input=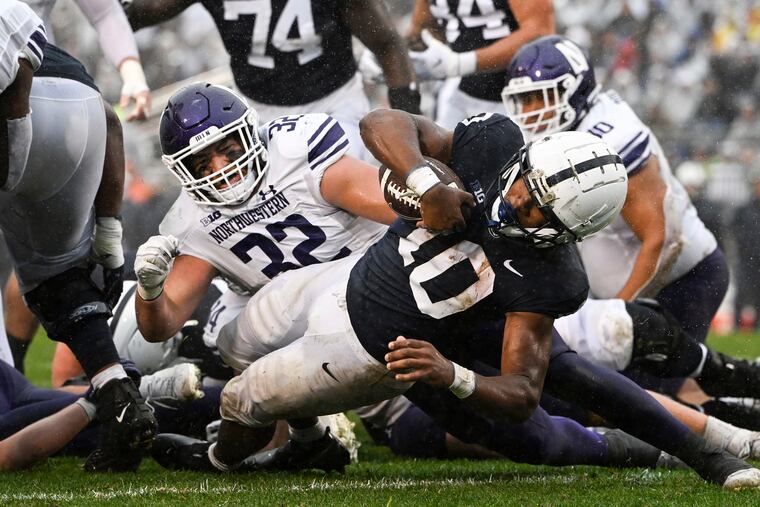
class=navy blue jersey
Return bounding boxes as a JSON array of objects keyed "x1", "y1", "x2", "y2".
[
  {"x1": 36, "y1": 44, "x2": 98, "y2": 92},
  {"x1": 347, "y1": 113, "x2": 589, "y2": 363},
  {"x1": 429, "y1": 0, "x2": 517, "y2": 101},
  {"x1": 201, "y1": 0, "x2": 356, "y2": 105}
]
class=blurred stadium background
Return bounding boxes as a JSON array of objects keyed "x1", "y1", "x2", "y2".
[{"x1": 45, "y1": 0, "x2": 760, "y2": 334}]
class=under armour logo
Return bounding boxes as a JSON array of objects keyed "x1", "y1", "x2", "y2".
[{"x1": 259, "y1": 185, "x2": 277, "y2": 199}]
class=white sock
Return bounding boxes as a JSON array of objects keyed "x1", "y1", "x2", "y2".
[
  {"x1": 207, "y1": 442, "x2": 237, "y2": 472},
  {"x1": 289, "y1": 420, "x2": 326, "y2": 442},
  {"x1": 704, "y1": 415, "x2": 755, "y2": 458},
  {"x1": 91, "y1": 364, "x2": 128, "y2": 390}
]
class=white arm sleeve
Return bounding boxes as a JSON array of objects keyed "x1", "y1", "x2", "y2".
[
  {"x1": 0, "y1": 1, "x2": 46, "y2": 92},
  {"x1": 76, "y1": 0, "x2": 139, "y2": 70}
]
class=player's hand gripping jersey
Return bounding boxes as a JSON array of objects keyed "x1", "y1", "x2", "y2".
[
  {"x1": 160, "y1": 113, "x2": 386, "y2": 295},
  {"x1": 576, "y1": 91, "x2": 717, "y2": 298},
  {"x1": 347, "y1": 113, "x2": 589, "y2": 362}
]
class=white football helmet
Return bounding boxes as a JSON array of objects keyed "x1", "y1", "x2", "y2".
[{"x1": 489, "y1": 131, "x2": 628, "y2": 247}]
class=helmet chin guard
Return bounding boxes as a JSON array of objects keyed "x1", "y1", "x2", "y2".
[
  {"x1": 159, "y1": 83, "x2": 269, "y2": 207},
  {"x1": 489, "y1": 131, "x2": 628, "y2": 248}
]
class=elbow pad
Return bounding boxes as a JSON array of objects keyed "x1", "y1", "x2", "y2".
[{"x1": 3, "y1": 113, "x2": 32, "y2": 192}]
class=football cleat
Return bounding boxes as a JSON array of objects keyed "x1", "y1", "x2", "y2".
[
  {"x1": 697, "y1": 350, "x2": 760, "y2": 398},
  {"x1": 723, "y1": 467, "x2": 760, "y2": 490},
  {"x1": 676, "y1": 432, "x2": 759, "y2": 488},
  {"x1": 320, "y1": 413, "x2": 360, "y2": 464},
  {"x1": 151, "y1": 433, "x2": 217, "y2": 472},
  {"x1": 601, "y1": 429, "x2": 664, "y2": 468},
  {"x1": 84, "y1": 377, "x2": 157, "y2": 472},
  {"x1": 242, "y1": 427, "x2": 350, "y2": 473},
  {"x1": 140, "y1": 363, "x2": 204, "y2": 401}
]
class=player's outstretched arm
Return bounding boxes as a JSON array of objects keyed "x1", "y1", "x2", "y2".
[
  {"x1": 124, "y1": 0, "x2": 196, "y2": 31},
  {"x1": 135, "y1": 240, "x2": 217, "y2": 343},
  {"x1": 474, "y1": 0, "x2": 555, "y2": 73},
  {"x1": 386, "y1": 312, "x2": 554, "y2": 423},
  {"x1": 344, "y1": 0, "x2": 420, "y2": 113},
  {"x1": 359, "y1": 109, "x2": 474, "y2": 232},
  {"x1": 615, "y1": 156, "x2": 671, "y2": 301},
  {"x1": 0, "y1": 402, "x2": 90, "y2": 471}
]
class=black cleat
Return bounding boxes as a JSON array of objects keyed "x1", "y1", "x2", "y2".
[
  {"x1": 151, "y1": 433, "x2": 217, "y2": 472},
  {"x1": 697, "y1": 350, "x2": 760, "y2": 398},
  {"x1": 242, "y1": 428, "x2": 350, "y2": 473},
  {"x1": 701, "y1": 398, "x2": 760, "y2": 431},
  {"x1": 602, "y1": 429, "x2": 666, "y2": 468},
  {"x1": 84, "y1": 377, "x2": 157, "y2": 472},
  {"x1": 675, "y1": 432, "x2": 760, "y2": 488}
]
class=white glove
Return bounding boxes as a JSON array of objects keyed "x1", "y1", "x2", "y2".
[
  {"x1": 409, "y1": 30, "x2": 478, "y2": 81},
  {"x1": 118, "y1": 58, "x2": 151, "y2": 122},
  {"x1": 358, "y1": 50, "x2": 385, "y2": 84},
  {"x1": 90, "y1": 216, "x2": 124, "y2": 270},
  {"x1": 135, "y1": 235, "x2": 179, "y2": 301}
]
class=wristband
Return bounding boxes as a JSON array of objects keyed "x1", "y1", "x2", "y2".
[
  {"x1": 388, "y1": 85, "x2": 421, "y2": 115},
  {"x1": 457, "y1": 51, "x2": 478, "y2": 76},
  {"x1": 75, "y1": 398, "x2": 97, "y2": 422},
  {"x1": 406, "y1": 164, "x2": 440, "y2": 196},
  {"x1": 448, "y1": 361, "x2": 476, "y2": 399}
]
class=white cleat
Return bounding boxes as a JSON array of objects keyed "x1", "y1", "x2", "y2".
[
  {"x1": 726, "y1": 429, "x2": 760, "y2": 460},
  {"x1": 723, "y1": 467, "x2": 760, "y2": 490},
  {"x1": 320, "y1": 413, "x2": 360, "y2": 464},
  {"x1": 140, "y1": 363, "x2": 204, "y2": 401}
]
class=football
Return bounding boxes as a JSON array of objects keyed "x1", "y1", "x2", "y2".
[{"x1": 378, "y1": 157, "x2": 466, "y2": 221}]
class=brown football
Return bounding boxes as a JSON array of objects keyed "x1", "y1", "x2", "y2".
[{"x1": 379, "y1": 157, "x2": 466, "y2": 221}]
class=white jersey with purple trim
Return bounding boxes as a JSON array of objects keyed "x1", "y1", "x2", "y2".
[
  {"x1": 0, "y1": 1, "x2": 46, "y2": 91},
  {"x1": 575, "y1": 90, "x2": 717, "y2": 299},
  {"x1": 160, "y1": 113, "x2": 387, "y2": 296}
]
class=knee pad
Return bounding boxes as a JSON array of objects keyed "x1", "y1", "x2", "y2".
[
  {"x1": 24, "y1": 267, "x2": 111, "y2": 343},
  {"x1": 627, "y1": 299, "x2": 686, "y2": 375},
  {"x1": 389, "y1": 404, "x2": 447, "y2": 459}
]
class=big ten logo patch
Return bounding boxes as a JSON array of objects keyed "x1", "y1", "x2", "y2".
[{"x1": 201, "y1": 210, "x2": 223, "y2": 227}]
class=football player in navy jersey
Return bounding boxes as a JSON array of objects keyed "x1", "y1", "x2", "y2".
[
  {"x1": 406, "y1": 0, "x2": 554, "y2": 128},
  {"x1": 124, "y1": 0, "x2": 420, "y2": 159}
]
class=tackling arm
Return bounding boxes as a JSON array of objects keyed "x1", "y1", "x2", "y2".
[
  {"x1": 125, "y1": 0, "x2": 196, "y2": 31},
  {"x1": 0, "y1": 59, "x2": 33, "y2": 190},
  {"x1": 615, "y1": 156, "x2": 671, "y2": 300}
]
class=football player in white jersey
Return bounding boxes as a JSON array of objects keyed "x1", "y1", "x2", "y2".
[
  {"x1": 134, "y1": 82, "x2": 402, "y2": 470},
  {"x1": 502, "y1": 35, "x2": 726, "y2": 402}
]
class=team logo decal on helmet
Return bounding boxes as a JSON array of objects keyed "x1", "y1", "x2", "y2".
[
  {"x1": 489, "y1": 131, "x2": 628, "y2": 247},
  {"x1": 159, "y1": 83, "x2": 269, "y2": 206},
  {"x1": 502, "y1": 36, "x2": 600, "y2": 140}
]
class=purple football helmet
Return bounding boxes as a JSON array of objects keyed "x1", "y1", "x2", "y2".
[
  {"x1": 159, "y1": 83, "x2": 268, "y2": 206},
  {"x1": 502, "y1": 35, "x2": 600, "y2": 140}
]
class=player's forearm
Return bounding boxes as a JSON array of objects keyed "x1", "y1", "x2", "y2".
[
  {"x1": 135, "y1": 294, "x2": 186, "y2": 342},
  {"x1": 360, "y1": 110, "x2": 427, "y2": 172},
  {"x1": 615, "y1": 235, "x2": 666, "y2": 300},
  {"x1": 94, "y1": 105, "x2": 125, "y2": 218},
  {"x1": 0, "y1": 404, "x2": 89, "y2": 471},
  {"x1": 408, "y1": 0, "x2": 436, "y2": 41},
  {"x1": 475, "y1": 20, "x2": 554, "y2": 72},
  {"x1": 465, "y1": 374, "x2": 541, "y2": 423}
]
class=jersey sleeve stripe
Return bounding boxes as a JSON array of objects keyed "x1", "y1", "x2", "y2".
[
  {"x1": 308, "y1": 122, "x2": 346, "y2": 164},
  {"x1": 307, "y1": 116, "x2": 334, "y2": 145},
  {"x1": 309, "y1": 138, "x2": 349, "y2": 173},
  {"x1": 618, "y1": 131, "x2": 645, "y2": 157},
  {"x1": 26, "y1": 28, "x2": 46, "y2": 60},
  {"x1": 621, "y1": 134, "x2": 650, "y2": 165},
  {"x1": 623, "y1": 141, "x2": 652, "y2": 175}
]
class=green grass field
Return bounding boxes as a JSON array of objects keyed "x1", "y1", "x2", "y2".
[{"x1": 2, "y1": 331, "x2": 760, "y2": 506}]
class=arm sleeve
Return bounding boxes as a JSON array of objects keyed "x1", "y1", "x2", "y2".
[{"x1": 76, "y1": 0, "x2": 139, "y2": 69}]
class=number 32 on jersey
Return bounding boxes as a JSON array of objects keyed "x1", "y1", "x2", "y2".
[{"x1": 224, "y1": 0, "x2": 322, "y2": 69}]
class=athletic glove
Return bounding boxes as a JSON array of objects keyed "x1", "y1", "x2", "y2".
[
  {"x1": 358, "y1": 50, "x2": 385, "y2": 84},
  {"x1": 135, "y1": 234, "x2": 179, "y2": 301},
  {"x1": 409, "y1": 30, "x2": 477, "y2": 81},
  {"x1": 90, "y1": 216, "x2": 124, "y2": 310},
  {"x1": 118, "y1": 58, "x2": 151, "y2": 122}
]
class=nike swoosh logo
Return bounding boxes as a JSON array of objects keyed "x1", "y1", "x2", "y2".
[
  {"x1": 321, "y1": 362, "x2": 339, "y2": 383},
  {"x1": 116, "y1": 403, "x2": 131, "y2": 423},
  {"x1": 503, "y1": 259, "x2": 523, "y2": 278}
]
